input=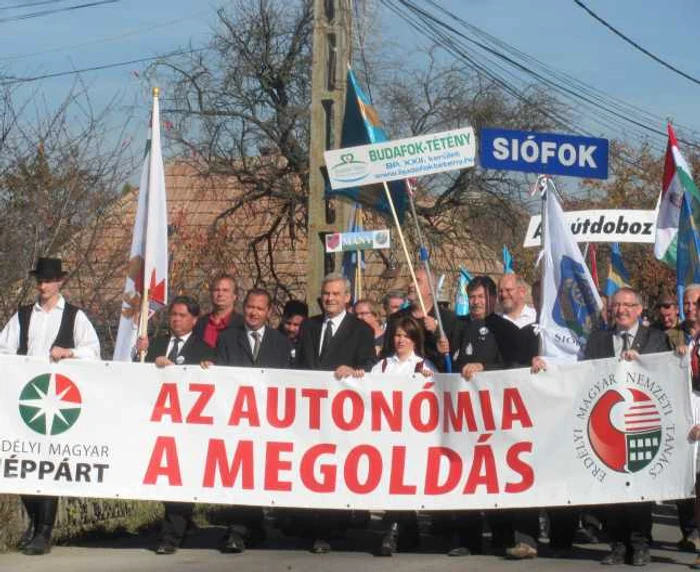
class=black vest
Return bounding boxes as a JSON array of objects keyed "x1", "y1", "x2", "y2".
[{"x1": 17, "y1": 302, "x2": 78, "y2": 356}]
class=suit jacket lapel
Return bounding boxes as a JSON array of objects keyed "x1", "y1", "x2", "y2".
[
  {"x1": 632, "y1": 327, "x2": 648, "y2": 352},
  {"x1": 331, "y1": 313, "x2": 352, "y2": 348},
  {"x1": 237, "y1": 329, "x2": 255, "y2": 364},
  {"x1": 604, "y1": 331, "x2": 615, "y2": 357}
]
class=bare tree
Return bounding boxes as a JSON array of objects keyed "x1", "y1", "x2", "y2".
[
  {"x1": 0, "y1": 83, "x2": 136, "y2": 322},
  {"x1": 153, "y1": 0, "x2": 567, "y2": 297}
]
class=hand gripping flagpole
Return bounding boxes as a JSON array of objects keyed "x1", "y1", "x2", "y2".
[
  {"x1": 381, "y1": 182, "x2": 429, "y2": 320},
  {"x1": 405, "y1": 179, "x2": 452, "y2": 372}
]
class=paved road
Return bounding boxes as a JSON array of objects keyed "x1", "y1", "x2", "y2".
[{"x1": 0, "y1": 507, "x2": 697, "y2": 572}]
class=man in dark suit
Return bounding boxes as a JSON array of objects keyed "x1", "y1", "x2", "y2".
[
  {"x1": 584, "y1": 287, "x2": 670, "y2": 567},
  {"x1": 216, "y1": 288, "x2": 292, "y2": 369},
  {"x1": 205, "y1": 288, "x2": 292, "y2": 554},
  {"x1": 293, "y1": 273, "x2": 376, "y2": 553},
  {"x1": 192, "y1": 274, "x2": 244, "y2": 348},
  {"x1": 135, "y1": 296, "x2": 215, "y2": 555},
  {"x1": 296, "y1": 273, "x2": 376, "y2": 377}
]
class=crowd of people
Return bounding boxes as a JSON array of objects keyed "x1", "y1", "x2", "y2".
[{"x1": 1, "y1": 257, "x2": 698, "y2": 568}]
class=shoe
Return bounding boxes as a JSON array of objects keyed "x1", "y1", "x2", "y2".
[
  {"x1": 678, "y1": 537, "x2": 700, "y2": 552},
  {"x1": 576, "y1": 524, "x2": 600, "y2": 544},
  {"x1": 22, "y1": 526, "x2": 52, "y2": 556},
  {"x1": 378, "y1": 522, "x2": 398, "y2": 557},
  {"x1": 222, "y1": 530, "x2": 246, "y2": 553},
  {"x1": 155, "y1": 544, "x2": 177, "y2": 555},
  {"x1": 631, "y1": 547, "x2": 650, "y2": 566},
  {"x1": 311, "y1": 538, "x2": 331, "y2": 554},
  {"x1": 690, "y1": 555, "x2": 700, "y2": 570},
  {"x1": 505, "y1": 542, "x2": 538, "y2": 560},
  {"x1": 17, "y1": 522, "x2": 35, "y2": 550},
  {"x1": 600, "y1": 542, "x2": 626, "y2": 565},
  {"x1": 447, "y1": 546, "x2": 471, "y2": 557}
]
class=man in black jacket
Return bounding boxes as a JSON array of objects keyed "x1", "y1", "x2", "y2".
[
  {"x1": 296, "y1": 273, "x2": 376, "y2": 377},
  {"x1": 583, "y1": 287, "x2": 670, "y2": 567},
  {"x1": 294, "y1": 273, "x2": 376, "y2": 553},
  {"x1": 136, "y1": 296, "x2": 215, "y2": 555},
  {"x1": 216, "y1": 289, "x2": 292, "y2": 369},
  {"x1": 445, "y1": 276, "x2": 528, "y2": 558},
  {"x1": 209, "y1": 288, "x2": 291, "y2": 553},
  {"x1": 192, "y1": 274, "x2": 243, "y2": 348}
]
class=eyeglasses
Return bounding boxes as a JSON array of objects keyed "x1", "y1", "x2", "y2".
[
  {"x1": 658, "y1": 303, "x2": 675, "y2": 309},
  {"x1": 611, "y1": 302, "x2": 640, "y2": 309}
]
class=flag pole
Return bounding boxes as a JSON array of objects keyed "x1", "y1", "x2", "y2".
[
  {"x1": 136, "y1": 86, "x2": 160, "y2": 363},
  {"x1": 405, "y1": 180, "x2": 451, "y2": 371},
  {"x1": 536, "y1": 175, "x2": 549, "y2": 357},
  {"x1": 381, "y1": 182, "x2": 428, "y2": 317},
  {"x1": 356, "y1": 206, "x2": 363, "y2": 300}
]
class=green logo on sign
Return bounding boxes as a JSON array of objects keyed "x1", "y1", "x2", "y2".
[{"x1": 19, "y1": 373, "x2": 82, "y2": 436}]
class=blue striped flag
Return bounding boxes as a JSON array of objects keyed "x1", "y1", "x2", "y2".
[
  {"x1": 325, "y1": 68, "x2": 408, "y2": 220},
  {"x1": 603, "y1": 243, "x2": 630, "y2": 297}
]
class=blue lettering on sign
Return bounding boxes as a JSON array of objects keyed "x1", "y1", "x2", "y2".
[{"x1": 479, "y1": 128, "x2": 609, "y2": 179}]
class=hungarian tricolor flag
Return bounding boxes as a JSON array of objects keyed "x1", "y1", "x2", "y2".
[
  {"x1": 113, "y1": 88, "x2": 168, "y2": 361},
  {"x1": 654, "y1": 124, "x2": 696, "y2": 266}
]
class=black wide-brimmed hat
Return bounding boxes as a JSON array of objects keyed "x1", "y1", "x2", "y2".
[{"x1": 29, "y1": 257, "x2": 68, "y2": 280}]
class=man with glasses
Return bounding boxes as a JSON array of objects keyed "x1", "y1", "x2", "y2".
[{"x1": 584, "y1": 287, "x2": 670, "y2": 566}]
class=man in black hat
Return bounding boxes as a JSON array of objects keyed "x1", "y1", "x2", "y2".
[{"x1": 0, "y1": 257, "x2": 100, "y2": 555}]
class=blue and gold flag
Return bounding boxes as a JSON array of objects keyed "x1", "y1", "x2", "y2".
[
  {"x1": 325, "y1": 68, "x2": 408, "y2": 220},
  {"x1": 603, "y1": 243, "x2": 630, "y2": 297}
]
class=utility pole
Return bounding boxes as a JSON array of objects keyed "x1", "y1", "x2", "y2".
[{"x1": 306, "y1": 0, "x2": 352, "y2": 309}]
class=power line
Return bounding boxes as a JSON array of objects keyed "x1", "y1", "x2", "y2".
[
  {"x1": 0, "y1": 0, "x2": 119, "y2": 24},
  {"x1": 0, "y1": 47, "x2": 209, "y2": 85},
  {"x1": 0, "y1": 0, "x2": 70, "y2": 11},
  {"x1": 0, "y1": 9, "x2": 210, "y2": 62},
  {"x1": 381, "y1": 0, "x2": 700, "y2": 152},
  {"x1": 574, "y1": 0, "x2": 700, "y2": 87}
]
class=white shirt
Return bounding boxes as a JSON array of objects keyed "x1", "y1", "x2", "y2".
[
  {"x1": 165, "y1": 331, "x2": 192, "y2": 361},
  {"x1": 318, "y1": 311, "x2": 346, "y2": 355},
  {"x1": 246, "y1": 326, "x2": 266, "y2": 354},
  {"x1": 500, "y1": 304, "x2": 537, "y2": 328},
  {"x1": 613, "y1": 322, "x2": 639, "y2": 357},
  {"x1": 371, "y1": 352, "x2": 435, "y2": 376},
  {"x1": 0, "y1": 295, "x2": 100, "y2": 359}
]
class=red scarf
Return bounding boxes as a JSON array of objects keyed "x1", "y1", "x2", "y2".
[{"x1": 203, "y1": 311, "x2": 232, "y2": 348}]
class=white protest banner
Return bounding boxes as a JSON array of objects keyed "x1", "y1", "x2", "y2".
[
  {"x1": 325, "y1": 229, "x2": 391, "y2": 253},
  {"x1": 0, "y1": 353, "x2": 692, "y2": 510},
  {"x1": 324, "y1": 127, "x2": 476, "y2": 190},
  {"x1": 524, "y1": 209, "x2": 657, "y2": 247}
]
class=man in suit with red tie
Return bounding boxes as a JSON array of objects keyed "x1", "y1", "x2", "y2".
[
  {"x1": 294, "y1": 273, "x2": 377, "y2": 553},
  {"x1": 135, "y1": 296, "x2": 215, "y2": 555},
  {"x1": 584, "y1": 287, "x2": 670, "y2": 567}
]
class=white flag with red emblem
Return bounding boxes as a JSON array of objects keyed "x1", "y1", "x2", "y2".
[{"x1": 113, "y1": 89, "x2": 168, "y2": 361}]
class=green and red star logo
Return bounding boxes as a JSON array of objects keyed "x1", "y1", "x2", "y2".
[{"x1": 19, "y1": 373, "x2": 82, "y2": 436}]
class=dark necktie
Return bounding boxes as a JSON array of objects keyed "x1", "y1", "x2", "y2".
[
  {"x1": 167, "y1": 337, "x2": 182, "y2": 362},
  {"x1": 621, "y1": 332, "x2": 631, "y2": 353},
  {"x1": 251, "y1": 331, "x2": 261, "y2": 361},
  {"x1": 320, "y1": 320, "x2": 333, "y2": 357}
]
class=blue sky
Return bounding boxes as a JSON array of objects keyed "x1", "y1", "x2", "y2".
[{"x1": 0, "y1": 0, "x2": 698, "y2": 157}]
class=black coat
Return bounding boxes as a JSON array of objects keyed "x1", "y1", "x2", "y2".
[
  {"x1": 295, "y1": 313, "x2": 376, "y2": 371},
  {"x1": 584, "y1": 325, "x2": 670, "y2": 360},
  {"x1": 381, "y1": 305, "x2": 459, "y2": 372},
  {"x1": 192, "y1": 311, "x2": 244, "y2": 347},
  {"x1": 216, "y1": 326, "x2": 292, "y2": 368},
  {"x1": 452, "y1": 313, "x2": 527, "y2": 371},
  {"x1": 144, "y1": 333, "x2": 215, "y2": 365}
]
